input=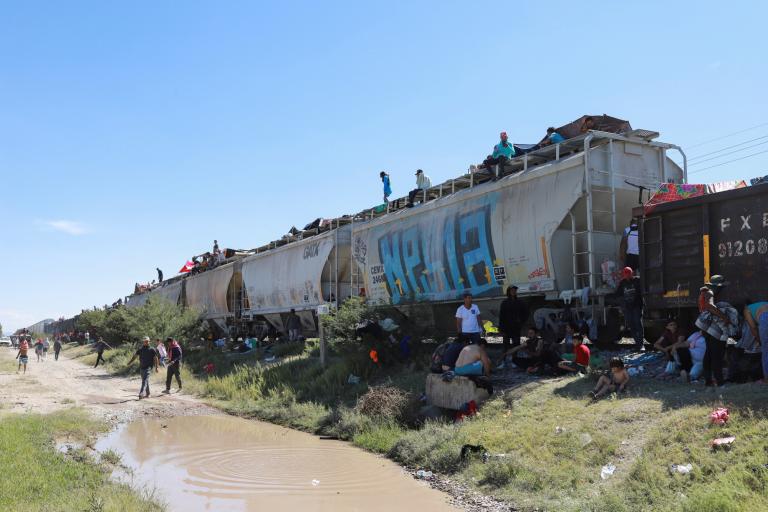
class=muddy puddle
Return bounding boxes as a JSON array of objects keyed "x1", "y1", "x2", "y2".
[{"x1": 96, "y1": 415, "x2": 458, "y2": 511}]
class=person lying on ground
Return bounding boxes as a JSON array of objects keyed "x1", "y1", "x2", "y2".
[
  {"x1": 557, "y1": 334, "x2": 590, "y2": 374},
  {"x1": 454, "y1": 338, "x2": 492, "y2": 377},
  {"x1": 590, "y1": 358, "x2": 629, "y2": 399}
]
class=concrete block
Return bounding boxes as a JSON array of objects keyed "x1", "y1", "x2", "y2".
[{"x1": 425, "y1": 373, "x2": 490, "y2": 410}]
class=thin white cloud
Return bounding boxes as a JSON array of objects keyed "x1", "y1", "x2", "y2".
[{"x1": 43, "y1": 220, "x2": 89, "y2": 235}]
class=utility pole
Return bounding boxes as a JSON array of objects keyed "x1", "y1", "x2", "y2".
[{"x1": 317, "y1": 304, "x2": 330, "y2": 368}]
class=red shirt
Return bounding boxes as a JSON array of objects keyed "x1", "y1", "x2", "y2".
[{"x1": 574, "y1": 343, "x2": 590, "y2": 366}]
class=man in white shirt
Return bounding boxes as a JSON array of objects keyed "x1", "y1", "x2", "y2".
[
  {"x1": 407, "y1": 169, "x2": 432, "y2": 207},
  {"x1": 619, "y1": 219, "x2": 640, "y2": 271},
  {"x1": 455, "y1": 292, "x2": 484, "y2": 344}
]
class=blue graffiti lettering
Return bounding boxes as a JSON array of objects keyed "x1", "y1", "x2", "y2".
[{"x1": 378, "y1": 232, "x2": 410, "y2": 302}]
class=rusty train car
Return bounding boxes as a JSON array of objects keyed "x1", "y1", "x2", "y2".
[
  {"x1": 640, "y1": 182, "x2": 768, "y2": 334},
  {"x1": 116, "y1": 126, "x2": 687, "y2": 341}
]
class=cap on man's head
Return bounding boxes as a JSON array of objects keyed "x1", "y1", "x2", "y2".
[
  {"x1": 142, "y1": 336, "x2": 150, "y2": 342},
  {"x1": 705, "y1": 275, "x2": 729, "y2": 287},
  {"x1": 621, "y1": 267, "x2": 634, "y2": 279},
  {"x1": 415, "y1": 169, "x2": 423, "y2": 175},
  {"x1": 379, "y1": 171, "x2": 386, "y2": 177}
]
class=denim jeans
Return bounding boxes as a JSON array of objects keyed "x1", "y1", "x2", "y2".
[
  {"x1": 139, "y1": 367, "x2": 151, "y2": 396},
  {"x1": 759, "y1": 311, "x2": 768, "y2": 379}
]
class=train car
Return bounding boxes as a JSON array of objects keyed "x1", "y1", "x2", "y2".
[
  {"x1": 640, "y1": 182, "x2": 768, "y2": 334},
  {"x1": 351, "y1": 130, "x2": 685, "y2": 337}
]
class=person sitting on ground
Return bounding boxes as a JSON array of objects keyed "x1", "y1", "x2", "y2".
[
  {"x1": 440, "y1": 337, "x2": 467, "y2": 372},
  {"x1": 590, "y1": 358, "x2": 629, "y2": 399},
  {"x1": 540, "y1": 127, "x2": 566, "y2": 146},
  {"x1": 502, "y1": 327, "x2": 542, "y2": 371},
  {"x1": 560, "y1": 322, "x2": 578, "y2": 354},
  {"x1": 407, "y1": 169, "x2": 431, "y2": 207},
  {"x1": 481, "y1": 131, "x2": 516, "y2": 176},
  {"x1": 654, "y1": 320, "x2": 692, "y2": 380},
  {"x1": 743, "y1": 300, "x2": 768, "y2": 383},
  {"x1": 558, "y1": 333, "x2": 591, "y2": 374},
  {"x1": 380, "y1": 171, "x2": 392, "y2": 203},
  {"x1": 453, "y1": 338, "x2": 492, "y2": 377},
  {"x1": 529, "y1": 330, "x2": 563, "y2": 374},
  {"x1": 687, "y1": 330, "x2": 706, "y2": 382}
]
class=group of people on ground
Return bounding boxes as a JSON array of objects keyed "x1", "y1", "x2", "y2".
[
  {"x1": 380, "y1": 169, "x2": 433, "y2": 208},
  {"x1": 126, "y1": 336, "x2": 183, "y2": 399},
  {"x1": 14, "y1": 337, "x2": 63, "y2": 373}
]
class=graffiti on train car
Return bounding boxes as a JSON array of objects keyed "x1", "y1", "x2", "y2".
[{"x1": 372, "y1": 204, "x2": 501, "y2": 304}]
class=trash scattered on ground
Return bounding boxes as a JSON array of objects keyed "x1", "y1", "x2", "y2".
[
  {"x1": 711, "y1": 436, "x2": 736, "y2": 449},
  {"x1": 347, "y1": 374, "x2": 361, "y2": 384},
  {"x1": 555, "y1": 426, "x2": 564, "y2": 434},
  {"x1": 263, "y1": 355, "x2": 277, "y2": 363},
  {"x1": 482, "y1": 453, "x2": 508, "y2": 463},
  {"x1": 709, "y1": 407, "x2": 729, "y2": 425},
  {"x1": 203, "y1": 362, "x2": 215, "y2": 375},
  {"x1": 311, "y1": 479, "x2": 320, "y2": 486},
  {"x1": 600, "y1": 463, "x2": 616, "y2": 480},
  {"x1": 379, "y1": 318, "x2": 399, "y2": 332},
  {"x1": 670, "y1": 463, "x2": 693, "y2": 475},
  {"x1": 416, "y1": 470, "x2": 434, "y2": 479}
]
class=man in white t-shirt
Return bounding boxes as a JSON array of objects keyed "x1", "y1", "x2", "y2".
[
  {"x1": 620, "y1": 219, "x2": 640, "y2": 271},
  {"x1": 455, "y1": 292, "x2": 484, "y2": 344}
]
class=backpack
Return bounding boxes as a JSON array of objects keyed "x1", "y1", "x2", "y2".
[{"x1": 430, "y1": 342, "x2": 451, "y2": 373}]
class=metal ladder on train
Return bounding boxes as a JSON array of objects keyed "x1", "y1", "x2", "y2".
[{"x1": 571, "y1": 139, "x2": 619, "y2": 292}]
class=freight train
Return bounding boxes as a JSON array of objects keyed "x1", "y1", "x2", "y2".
[{"x1": 50, "y1": 117, "x2": 735, "y2": 343}]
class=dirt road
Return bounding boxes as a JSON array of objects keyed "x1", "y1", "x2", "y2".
[{"x1": 0, "y1": 346, "x2": 216, "y2": 424}]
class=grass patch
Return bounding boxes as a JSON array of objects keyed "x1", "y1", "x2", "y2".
[{"x1": 0, "y1": 408, "x2": 163, "y2": 511}]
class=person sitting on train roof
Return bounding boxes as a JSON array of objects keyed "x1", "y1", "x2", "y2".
[
  {"x1": 540, "y1": 127, "x2": 566, "y2": 146},
  {"x1": 580, "y1": 116, "x2": 595, "y2": 133},
  {"x1": 480, "y1": 131, "x2": 516, "y2": 177},
  {"x1": 407, "y1": 169, "x2": 431, "y2": 207}
]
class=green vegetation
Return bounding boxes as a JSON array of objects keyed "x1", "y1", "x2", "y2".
[
  {"x1": 0, "y1": 408, "x2": 163, "y2": 512},
  {"x1": 65, "y1": 299, "x2": 768, "y2": 511},
  {"x1": 76, "y1": 299, "x2": 208, "y2": 345}
]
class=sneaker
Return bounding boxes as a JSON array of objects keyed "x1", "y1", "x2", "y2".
[
  {"x1": 162, "y1": 389, "x2": 170, "y2": 394},
  {"x1": 138, "y1": 395, "x2": 143, "y2": 400}
]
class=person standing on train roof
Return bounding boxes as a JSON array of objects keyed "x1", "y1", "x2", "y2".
[
  {"x1": 456, "y1": 292, "x2": 484, "y2": 344},
  {"x1": 620, "y1": 219, "x2": 640, "y2": 271},
  {"x1": 743, "y1": 300, "x2": 768, "y2": 383},
  {"x1": 380, "y1": 171, "x2": 392, "y2": 203},
  {"x1": 612, "y1": 267, "x2": 644, "y2": 350},
  {"x1": 407, "y1": 169, "x2": 431, "y2": 207}
]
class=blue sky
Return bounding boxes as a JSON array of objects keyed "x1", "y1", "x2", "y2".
[{"x1": 1, "y1": 1, "x2": 767, "y2": 332}]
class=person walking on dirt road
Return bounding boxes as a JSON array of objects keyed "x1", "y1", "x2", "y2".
[
  {"x1": 53, "y1": 338, "x2": 62, "y2": 361},
  {"x1": 93, "y1": 337, "x2": 112, "y2": 368},
  {"x1": 163, "y1": 337, "x2": 183, "y2": 394},
  {"x1": 127, "y1": 336, "x2": 159, "y2": 399},
  {"x1": 16, "y1": 340, "x2": 29, "y2": 374}
]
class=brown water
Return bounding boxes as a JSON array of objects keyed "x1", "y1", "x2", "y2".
[{"x1": 96, "y1": 415, "x2": 458, "y2": 512}]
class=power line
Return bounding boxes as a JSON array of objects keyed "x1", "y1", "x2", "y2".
[
  {"x1": 688, "y1": 134, "x2": 768, "y2": 162},
  {"x1": 686, "y1": 121, "x2": 768, "y2": 150},
  {"x1": 689, "y1": 139, "x2": 768, "y2": 166},
  {"x1": 689, "y1": 148, "x2": 768, "y2": 174}
]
